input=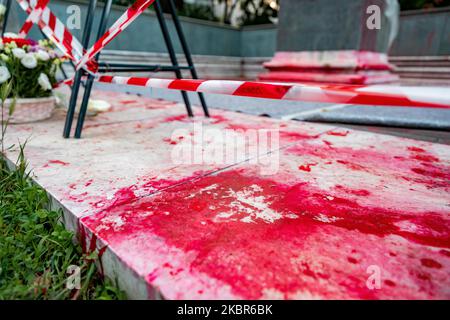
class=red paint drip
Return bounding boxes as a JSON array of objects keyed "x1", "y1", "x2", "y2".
[
  {"x1": 120, "y1": 100, "x2": 138, "y2": 104},
  {"x1": 323, "y1": 140, "x2": 333, "y2": 147},
  {"x1": 281, "y1": 132, "x2": 318, "y2": 142},
  {"x1": 163, "y1": 138, "x2": 178, "y2": 145},
  {"x1": 164, "y1": 115, "x2": 188, "y2": 123},
  {"x1": 44, "y1": 160, "x2": 70, "y2": 167},
  {"x1": 335, "y1": 185, "x2": 371, "y2": 197},
  {"x1": 77, "y1": 222, "x2": 108, "y2": 277},
  {"x1": 408, "y1": 147, "x2": 426, "y2": 153},
  {"x1": 421, "y1": 258, "x2": 442, "y2": 269},
  {"x1": 298, "y1": 163, "x2": 317, "y2": 172},
  {"x1": 327, "y1": 131, "x2": 350, "y2": 137}
]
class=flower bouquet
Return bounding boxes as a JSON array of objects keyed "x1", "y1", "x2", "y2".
[{"x1": 0, "y1": 33, "x2": 62, "y2": 123}]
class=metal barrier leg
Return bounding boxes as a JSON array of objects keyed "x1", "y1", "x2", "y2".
[
  {"x1": 74, "y1": 0, "x2": 113, "y2": 139},
  {"x1": 1, "y1": 0, "x2": 12, "y2": 37},
  {"x1": 154, "y1": 0, "x2": 193, "y2": 117},
  {"x1": 166, "y1": 0, "x2": 209, "y2": 117},
  {"x1": 63, "y1": 0, "x2": 97, "y2": 138}
]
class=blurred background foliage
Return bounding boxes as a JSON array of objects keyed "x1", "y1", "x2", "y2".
[
  {"x1": 107, "y1": 0, "x2": 450, "y2": 26},
  {"x1": 108, "y1": 0, "x2": 279, "y2": 26},
  {"x1": 398, "y1": 0, "x2": 450, "y2": 10}
]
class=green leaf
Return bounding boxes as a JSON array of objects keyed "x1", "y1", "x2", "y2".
[
  {"x1": 0, "y1": 146, "x2": 125, "y2": 300},
  {"x1": 36, "y1": 210, "x2": 48, "y2": 219},
  {"x1": 8, "y1": 97, "x2": 16, "y2": 117}
]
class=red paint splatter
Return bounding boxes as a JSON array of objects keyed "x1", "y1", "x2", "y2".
[
  {"x1": 439, "y1": 250, "x2": 450, "y2": 257},
  {"x1": 421, "y1": 258, "x2": 442, "y2": 269},
  {"x1": 225, "y1": 122, "x2": 260, "y2": 132},
  {"x1": 286, "y1": 142, "x2": 450, "y2": 190},
  {"x1": 82, "y1": 170, "x2": 450, "y2": 299},
  {"x1": 141, "y1": 173, "x2": 204, "y2": 191},
  {"x1": 413, "y1": 154, "x2": 440, "y2": 163},
  {"x1": 120, "y1": 100, "x2": 137, "y2": 104},
  {"x1": 164, "y1": 115, "x2": 189, "y2": 123},
  {"x1": 298, "y1": 163, "x2": 317, "y2": 172},
  {"x1": 408, "y1": 146, "x2": 440, "y2": 163},
  {"x1": 88, "y1": 172, "x2": 206, "y2": 212},
  {"x1": 163, "y1": 138, "x2": 177, "y2": 145},
  {"x1": 207, "y1": 115, "x2": 280, "y2": 133},
  {"x1": 336, "y1": 160, "x2": 368, "y2": 172},
  {"x1": 44, "y1": 160, "x2": 70, "y2": 167},
  {"x1": 347, "y1": 257, "x2": 358, "y2": 264},
  {"x1": 384, "y1": 280, "x2": 396, "y2": 287},
  {"x1": 327, "y1": 131, "x2": 350, "y2": 137},
  {"x1": 411, "y1": 167, "x2": 449, "y2": 181},
  {"x1": 335, "y1": 185, "x2": 371, "y2": 197},
  {"x1": 209, "y1": 115, "x2": 229, "y2": 125},
  {"x1": 91, "y1": 186, "x2": 138, "y2": 211},
  {"x1": 408, "y1": 147, "x2": 426, "y2": 153},
  {"x1": 281, "y1": 132, "x2": 318, "y2": 142},
  {"x1": 68, "y1": 192, "x2": 88, "y2": 203}
]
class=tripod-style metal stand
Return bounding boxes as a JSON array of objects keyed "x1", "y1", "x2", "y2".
[{"x1": 2, "y1": 0, "x2": 209, "y2": 139}]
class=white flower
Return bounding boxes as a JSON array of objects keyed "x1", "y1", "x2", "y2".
[
  {"x1": 38, "y1": 73, "x2": 52, "y2": 91},
  {"x1": 3, "y1": 32, "x2": 19, "y2": 39},
  {"x1": 0, "y1": 4, "x2": 6, "y2": 16},
  {"x1": 87, "y1": 99, "x2": 111, "y2": 113},
  {"x1": 35, "y1": 50, "x2": 50, "y2": 61},
  {"x1": 0, "y1": 66, "x2": 11, "y2": 84},
  {"x1": 21, "y1": 53, "x2": 37, "y2": 69},
  {"x1": 12, "y1": 48, "x2": 26, "y2": 59}
]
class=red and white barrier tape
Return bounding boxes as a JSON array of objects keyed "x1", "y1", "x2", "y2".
[
  {"x1": 75, "y1": 0, "x2": 155, "y2": 72},
  {"x1": 16, "y1": 1, "x2": 450, "y2": 110},
  {"x1": 96, "y1": 76, "x2": 450, "y2": 109},
  {"x1": 16, "y1": 0, "x2": 153, "y2": 74},
  {"x1": 16, "y1": 0, "x2": 95, "y2": 72},
  {"x1": 18, "y1": 0, "x2": 49, "y2": 38}
]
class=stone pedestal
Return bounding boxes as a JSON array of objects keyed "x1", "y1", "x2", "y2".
[{"x1": 259, "y1": 0, "x2": 400, "y2": 84}]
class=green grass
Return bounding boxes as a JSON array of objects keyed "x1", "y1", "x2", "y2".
[{"x1": 0, "y1": 148, "x2": 126, "y2": 300}]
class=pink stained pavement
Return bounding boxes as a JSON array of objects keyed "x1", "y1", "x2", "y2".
[
  {"x1": 3, "y1": 89, "x2": 450, "y2": 300},
  {"x1": 259, "y1": 51, "x2": 400, "y2": 85}
]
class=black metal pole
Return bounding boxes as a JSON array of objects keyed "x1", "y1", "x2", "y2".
[
  {"x1": 63, "y1": 0, "x2": 98, "y2": 138},
  {"x1": 1, "y1": 0, "x2": 12, "y2": 37},
  {"x1": 74, "y1": 0, "x2": 112, "y2": 139},
  {"x1": 154, "y1": 0, "x2": 193, "y2": 117},
  {"x1": 166, "y1": 0, "x2": 209, "y2": 117}
]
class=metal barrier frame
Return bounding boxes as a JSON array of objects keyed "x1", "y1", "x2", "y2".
[{"x1": 2, "y1": 0, "x2": 209, "y2": 139}]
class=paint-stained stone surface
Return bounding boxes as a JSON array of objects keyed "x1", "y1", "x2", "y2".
[
  {"x1": 4, "y1": 90, "x2": 330, "y2": 222},
  {"x1": 3, "y1": 89, "x2": 450, "y2": 300}
]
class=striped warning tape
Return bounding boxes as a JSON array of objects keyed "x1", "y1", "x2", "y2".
[
  {"x1": 15, "y1": 1, "x2": 450, "y2": 110},
  {"x1": 96, "y1": 76, "x2": 450, "y2": 109},
  {"x1": 75, "y1": 0, "x2": 155, "y2": 72},
  {"x1": 15, "y1": 0, "x2": 96, "y2": 72},
  {"x1": 16, "y1": 0, "x2": 154, "y2": 74},
  {"x1": 18, "y1": 0, "x2": 49, "y2": 38}
]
